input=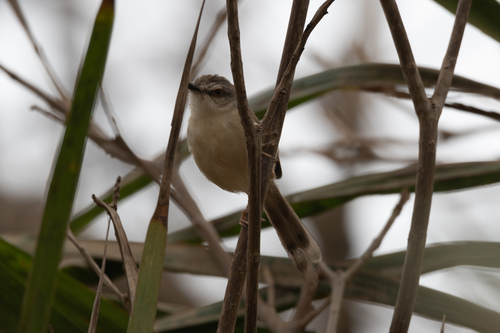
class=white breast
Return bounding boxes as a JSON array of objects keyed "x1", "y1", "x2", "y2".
[{"x1": 187, "y1": 110, "x2": 249, "y2": 193}]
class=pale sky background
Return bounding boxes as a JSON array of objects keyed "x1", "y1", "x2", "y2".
[{"x1": 1, "y1": 1, "x2": 500, "y2": 332}]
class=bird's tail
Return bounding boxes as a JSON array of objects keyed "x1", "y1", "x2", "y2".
[{"x1": 264, "y1": 181, "x2": 322, "y2": 286}]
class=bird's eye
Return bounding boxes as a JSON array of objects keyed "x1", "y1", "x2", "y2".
[{"x1": 214, "y1": 88, "x2": 222, "y2": 95}]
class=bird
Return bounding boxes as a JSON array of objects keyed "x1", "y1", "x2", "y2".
[{"x1": 187, "y1": 74, "x2": 321, "y2": 283}]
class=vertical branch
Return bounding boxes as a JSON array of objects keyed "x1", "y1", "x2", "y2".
[
  {"x1": 275, "y1": 0, "x2": 310, "y2": 85},
  {"x1": 379, "y1": 1, "x2": 472, "y2": 332},
  {"x1": 431, "y1": 0, "x2": 472, "y2": 112},
  {"x1": 225, "y1": 1, "x2": 262, "y2": 331},
  {"x1": 217, "y1": 226, "x2": 248, "y2": 333},
  {"x1": 260, "y1": 0, "x2": 334, "y2": 194}
]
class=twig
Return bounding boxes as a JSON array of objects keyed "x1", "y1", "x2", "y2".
[
  {"x1": 66, "y1": 229, "x2": 129, "y2": 310},
  {"x1": 441, "y1": 314, "x2": 446, "y2": 333},
  {"x1": 31, "y1": 105, "x2": 65, "y2": 123},
  {"x1": 345, "y1": 189, "x2": 410, "y2": 279},
  {"x1": 92, "y1": 177, "x2": 138, "y2": 307},
  {"x1": 260, "y1": 0, "x2": 336, "y2": 201},
  {"x1": 321, "y1": 189, "x2": 410, "y2": 333},
  {"x1": 7, "y1": 0, "x2": 69, "y2": 100},
  {"x1": 88, "y1": 218, "x2": 111, "y2": 333},
  {"x1": 431, "y1": 0, "x2": 472, "y2": 114},
  {"x1": 0, "y1": 64, "x2": 68, "y2": 113},
  {"x1": 379, "y1": 1, "x2": 472, "y2": 332},
  {"x1": 217, "y1": 225, "x2": 248, "y2": 333},
  {"x1": 191, "y1": 5, "x2": 228, "y2": 78},
  {"x1": 98, "y1": 85, "x2": 120, "y2": 137}
]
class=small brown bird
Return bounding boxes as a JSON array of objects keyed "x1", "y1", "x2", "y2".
[{"x1": 187, "y1": 75, "x2": 321, "y2": 283}]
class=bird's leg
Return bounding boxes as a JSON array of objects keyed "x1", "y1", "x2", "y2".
[
  {"x1": 239, "y1": 208, "x2": 249, "y2": 227},
  {"x1": 239, "y1": 206, "x2": 266, "y2": 227}
]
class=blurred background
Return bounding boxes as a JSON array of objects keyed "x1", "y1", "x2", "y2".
[{"x1": 1, "y1": 0, "x2": 500, "y2": 332}]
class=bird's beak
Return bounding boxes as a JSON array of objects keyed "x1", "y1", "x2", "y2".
[{"x1": 188, "y1": 82, "x2": 202, "y2": 92}]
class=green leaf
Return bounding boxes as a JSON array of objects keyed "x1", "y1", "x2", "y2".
[
  {"x1": 363, "y1": 241, "x2": 500, "y2": 278},
  {"x1": 250, "y1": 63, "x2": 500, "y2": 118},
  {"x1": 151, "y1": 242, "x2": 500, "y2": 332},
  {"x1": 433, "y1": 0, "x2": 500, "y2": 43},
  {"x1": 169, "y1": 161, "x2": 500, "y2": 243},
  {"x1": 17, "y1": 2, "x2": 114, "y2": 332},
  {"x1": 0, "y1": 238, "x2": 128, "y2": 332}
]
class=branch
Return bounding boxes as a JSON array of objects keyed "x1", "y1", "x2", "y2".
[
  {"x1": 225, "y1": 1, "x2": 262, "y2": 331},
  {"x1": 379, "y1": 1, "x2": 472, "y2": 332},
  {"x1": 320, "y1": 189, "x2": 410, "y2": 332},
  {"x1": 92, "y1": 177, "x2": 138, "y2": 306},
  {"x1": 217, "y1": 226, "x2": 248, "y2": 333},
  {"x1": 7, "y1": 0, "x2": 69, "y2": 100},
  {"x1": 431, "y1": 0, "x2": 473, "y2": 114},
  {"x1": 66, "y1": 229, "x2": 130, "y2": 311},
  {"x1": 260, "y1": 0, "x2": 336, "y2": 195}
]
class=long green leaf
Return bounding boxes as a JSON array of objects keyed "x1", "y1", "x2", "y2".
[
  {"x1": 18, "y1": 238, "x2": 497, "y2": 332},
  {"x1": 17, "y1": 2, "x2": 114, "y2": 332},
  {"x1": 250, "y1": 63, "x2": 500, "y2": 117},
  {"x1": 363, "y1": 241, "x2": 500, "y2": 277},
  {"x1": 0, "y1": 238, "x2": 128, "y2": 332},
  {"x1": 149, "y1": 242, "x2": 500, "y2": 333},
  {"x1": 433, "y1": 0, "x2": 500, "y2": 43},
  {"x1": 168, "y1": 160, "x2": 500, "y2": 243}
]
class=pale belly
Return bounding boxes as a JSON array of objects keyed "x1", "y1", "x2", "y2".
[{"x1": 187, "y1": 116, "x2": 249, "y2": 193}]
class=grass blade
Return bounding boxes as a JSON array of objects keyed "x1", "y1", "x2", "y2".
[
  {"x1": 17, "y1": 1, "x2": 114, "y2": 332},
  {"x1": 250, "y1": 63, "x2": 500, "y2": 117},
  {"x1": 168, "y1": 160, "x2": 500, "y2": 242},
  {"x1": 433, "y1": 0, "x2": 500, "y2": 43},
  {"x1": 0, "y1": 238, "x2": 128, "y2": 332}
]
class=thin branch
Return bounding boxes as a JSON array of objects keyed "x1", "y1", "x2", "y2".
[
  {"x1": 431, "y1": 0, "x2": 473, "y2": 114},
  {"x1": 445, "y1": 102, "x2": 500, "y2": 122},
  {"x1": 66, "y1": 229, "x2": 130, "y2": 310},
  {"x1": 31, "y1": 105, "x2": 65, "y2": 123},
  {"x1": 0, "y1": 64, "x2": 68, "y2": 113},
  {"x1": 92, "y1": 177, "x2": 138, "y2": 307},
  {"x1": 7, "y1": 0, "x2": 69, "y2": 99},
  {"x1": 378, "y1": 0, "x2": 430, "y2": 121},
  {"x1": 217, "y1": 226, "x2": 248, "y2": 333},
  {"x1": 345, "y1": 189, "x2": 410, "y2": 280},
  {"x1": 98, "y1": 85, "x2": 120, "y2": 137},
  {"x1": 191, "y1": 5, "x2": 228, "y2": 78},
  {"x1": 88, "y1": 218, "x2": 111, "y2": 333},
  {"x1": 320, "y1": 189, "x2": 410, "y2": 333},
  {"x1": 260, "y1": 0, "x2": 336, "y2": 195},
  {"x1": 275, "y1": 0, "x2": 310, "y2": 86},
  {"x1": 379, "y1": 1, "x2": 472, "y2": 332}
]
